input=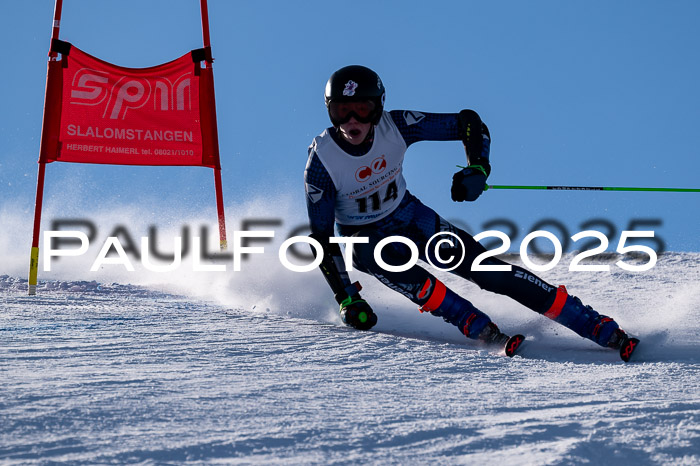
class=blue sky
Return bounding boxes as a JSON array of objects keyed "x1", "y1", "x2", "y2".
[{"x1": 1, "y1": 0, "x2": 699, "y2": 256}]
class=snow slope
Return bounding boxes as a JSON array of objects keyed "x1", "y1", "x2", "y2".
[{"x1": 1, "y1": 252, "x2": 699, "y2": 464}]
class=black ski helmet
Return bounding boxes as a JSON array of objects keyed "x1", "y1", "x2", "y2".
[{"x1": 325, "y1": 65, "x2": 385, "y2": 126}]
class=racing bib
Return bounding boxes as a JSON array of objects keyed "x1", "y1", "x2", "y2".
[{"x1": 312, "y1": 112, "x2": 408, "y2": 225}]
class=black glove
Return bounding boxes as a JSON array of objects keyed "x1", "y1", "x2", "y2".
[
  {"x1": 451, "y1": 166, "x2": 488, "y2": 202},
  {"x1": 339, "y1": 295, "x2": 377, "y2": 330}
]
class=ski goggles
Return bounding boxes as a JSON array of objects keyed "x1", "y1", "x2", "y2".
[{"x1": 328, "y1": 100, "x2": 377, "y2": 125}]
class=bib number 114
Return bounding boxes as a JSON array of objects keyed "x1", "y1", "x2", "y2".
[{"x1": 355, "y1": 181, "x2": 398, "y2": 213}]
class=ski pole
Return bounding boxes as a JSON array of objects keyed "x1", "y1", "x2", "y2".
[{"x1": 485, "y1": 184, "x2": 700, "y2": 193}]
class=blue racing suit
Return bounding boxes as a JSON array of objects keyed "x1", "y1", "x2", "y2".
[{"x1": 304, "y1": 110, "x2": 563, "y2": 339}]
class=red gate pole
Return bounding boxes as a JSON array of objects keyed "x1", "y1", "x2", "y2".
[
  {"x1": 200, "y1": 0, "x2": 227, "y2": 251},
  {"x1": 29, "y1": 0, "x2": 64, "y2": 295},
  {"x1": 200, "y1": 0, "x2": 212, "y2": 49}
]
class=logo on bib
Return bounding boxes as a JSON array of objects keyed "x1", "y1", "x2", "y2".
[
  {"x1": 355, "y1": 165, "x2": 372, "y2": 182},
  {"x1": 355, "y1": 156, "x2": 387, "y2": 182},
  {"x1": 371, "y1": 156, "x2": 387, "y2": 174}
]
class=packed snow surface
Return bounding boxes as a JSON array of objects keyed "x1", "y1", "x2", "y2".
[{"x1": 1, "y1": 253, "x2": 699, "y2": 464}]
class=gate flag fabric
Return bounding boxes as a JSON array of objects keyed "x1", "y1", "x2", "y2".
[
  {"x1": 30, "y1": 0, "x2": 227, "y2": 295},
  {"x1": 41, "y1": 40, "x2": 220, "y2": 169}
]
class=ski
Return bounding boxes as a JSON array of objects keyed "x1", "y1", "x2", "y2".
[
  {"x1": 504, "y1": 334, "x2": 525, "y2": 357},
  {"x1": 619, "y1": 336, "x2": 640, "y2": 362}
]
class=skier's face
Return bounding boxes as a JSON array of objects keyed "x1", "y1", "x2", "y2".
[{"x1": 338, "y1": 117, "x2": 372, "y2": 145}]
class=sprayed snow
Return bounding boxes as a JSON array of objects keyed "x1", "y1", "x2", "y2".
[{"x1": 1, "y1": 252, "x2": 699, "y2": 464}]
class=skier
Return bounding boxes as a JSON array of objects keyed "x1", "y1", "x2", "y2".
[{"x1": 304, "y1": 65, "x2": 639, "y2": 361}]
